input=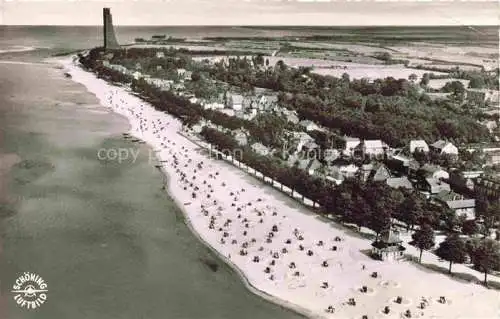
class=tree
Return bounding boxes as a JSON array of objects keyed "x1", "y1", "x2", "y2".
[
  {"x1": 470, "y1": 239, "x2": 500, "y2": 285},
  {"x1": 408, "y1": 73, "x2": 418, "y2": 82},
  {"x1": 191, "y1": 71, "x2": 201, "y2": 82},
  {"x1": 461, "y1": 219, "x2": 479, "y2": 236},
  {"x1": 410, "y1": 223, "x2": 435, "y2": 263},
  {"x1": 420, "y1": 73, "x2": 430, "y2": 87},
  {"x1": 370, "y1": 209, "x2": 392, "y2": 241},
  {"x1": 481, "y1": 204, "x2": 500, "y2": 237},
  {"x1": 435, "y1": 234, "x2": 467, "y2": 274},
  {"x1": 399, "y1": 195, "x2": 424, "y2": 230}
]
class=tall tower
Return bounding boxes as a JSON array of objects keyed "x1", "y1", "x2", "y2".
[{"x1": 103, "y1": 8, "x2": 120, "y2": 49}]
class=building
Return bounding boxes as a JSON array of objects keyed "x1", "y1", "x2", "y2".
[
  {"x1": 103, "y1": 8, "x2": 120, "y2": 49},
  {"x1": 361, "y1": 163, "x2": 391, "y2": 182},
  {"x1": 156, "y1": 51, "x2": 165, "y2": 58},
  {"x1": 433, "y1": 191, "x2": 476, "y2": 220},
  {"x1": 251, "y1": 143, "x2": 270, "y2": 156},
  {"x1": 298, "y1": 120, "x2": 320, "y2": 132},
  {"x1": 423, "y1": 178, "x2": 451, "y2": 195},
  {"x1": 485, "y1": 150, "x2": 500, "y2": 166},
  {"x1": 410, "y1": 140, "x2": 429, "y2": 153},
  {"x1": 371, "y1": 229, "x2": 406, "y2": 261},
  {"x1": 420, "y1": 164, "x2": 449, "y2": 180},
  {"x1": 343, "y1": 137, "x2": 361, "y2": 157},
  {"x1": 228, "y1": 94, "x2": 244, "y2": 111},
  {"x1": 386, "y1": 177, "x2": 414, "y2": 190},
  {"x1": 475, "y1": 175, "x2": 500, "y2": 202},
  {"x1": 430, "y1": 140, "x2": 459, "y2": 156},
  {"x1": 233, "y1": 129, "x2": 249, "y2": 146},
  {"x1": 355, "y1": 140, "x2": 386, "y2": 158}
]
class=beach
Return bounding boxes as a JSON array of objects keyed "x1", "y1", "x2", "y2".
[
  {"x1": 59, "y1": 55, "x2": 500, "y2": 319},
  {"x1": 0, "y1": 58, "x2": 303, "y2": 319}
]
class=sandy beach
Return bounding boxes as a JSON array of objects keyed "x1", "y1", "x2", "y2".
[{"x1": 59, "y1": 56, "x2": 500, "y2": 319}]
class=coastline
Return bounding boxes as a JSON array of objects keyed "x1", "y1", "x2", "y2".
[{"x1": 55, "y1": 54, "x2": 500, "y2": 319}]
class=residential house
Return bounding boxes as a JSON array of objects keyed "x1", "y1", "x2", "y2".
[
  {"x1": 430, "y1": 140, "x2": 459, "y2": 156},
  {"x1": 433, "y1": 191, "x2": 476, "y2": 220},
  {"x1": 485, "y1": 150, "x2": 500, "y2": 166},
  {"x1": 299, "y1": 120, "x2": 320, "y2": 132},
  {"x1": 420, "y1": 164, "x2": 449, "y2": 180},
  {"x1": 302, "y1": 140, "x2": 319, "y2": 153},
  {"x1": 255, "y1": 95, "x2": 279, "y2": 111},
  {"x1": 356, "y1": 140, "x2": 386, "y2": 158},
  {"x1": 386, "y1": 177, "x2": 414, "y2": 190},
  {"x1": 132, "y1": 71, "x2": 142, "y2": 80},
  {"x1": 343, "y1": 137, "x2": 361, "y2": 157},
  {"x1": 339, "y1": 164, "x2": 359, "y2": 179},
  {"x1": 368, "y1": 163, "x2": 392, "y2": 182},
  {"x1": 423, "y1": 178, "x2": 451, "y2": 195},
  {"x1": 203, "y1": 102, "x2": 225, "y2": 110},
  {"x1": 475, "y1": 175, "x2": 500, "y2": 202},
  {"x1": 228, "y1": 94, "x2": 244, "y2": 111},
  {"x1": 306, "y1": 159, "x2": 322, "y2": 176},
  {"x1": 323, "y1": 148, "x2": 341, "y2": 164},
  {"x1": 360, "y1": 163, "x2": 391, "y2": 182},
  {"x1": 410, "y1": 140, "x2": 429, "y2": 153},
  {"x1": 282, "y1": 109, "x2": 300, "y2": 124},
  {"x1": 233, "y1": 129, "x2": 249, "y2": 146},
  {"x1": 251, "y1": 143, "x2": 270, "y2": 156},
  {"x1": 156, "y1": 51, "x2": 165, "y2": 58},
  {"x1": 324, "y1": 166, "x2": 345, "y2": 185},
  {"x1": 287, "y1": 131, "x2": 315, "y2": 154}
]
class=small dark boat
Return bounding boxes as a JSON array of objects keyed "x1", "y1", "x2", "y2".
[{"x1": 64, "y1": 72, "x2": 72, "y2": 78}]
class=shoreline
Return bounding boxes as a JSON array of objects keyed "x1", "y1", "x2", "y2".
[{"x1": 55, "y1": 55, "x2": 500, "y2": 319}]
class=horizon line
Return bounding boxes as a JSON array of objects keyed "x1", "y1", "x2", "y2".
[{"x1": 1, "y1": 24, "x2": 499, "y2": 27}]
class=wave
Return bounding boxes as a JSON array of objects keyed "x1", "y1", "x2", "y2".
[{"x1": 0, "y1": 46, "x2": 38, "y2": 54}]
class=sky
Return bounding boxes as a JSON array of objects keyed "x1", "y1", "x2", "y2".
[{"x1": 1, "y1": 0, "x2": 499, "y2": 26}]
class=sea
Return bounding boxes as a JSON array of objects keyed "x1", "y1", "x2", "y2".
[{"x1": 0, "y1": 25, "x2": 496, "y2": 319}]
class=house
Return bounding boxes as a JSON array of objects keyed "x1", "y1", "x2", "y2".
[
  {"x1": 371, "y1": 228, "x2": 406, "y2": 261},
  {"x1": 368, "y1": 163, "x2": 392, "y2": 182},
  {"x1": 251, "y1": 143, "x2": 270, "y2": 156},
  {"x1": 386, "y1": 177, "x2": 414, "y2": 190},
  {"x1": 233, "y1": 129, "x2": 248, "y2": 146},
  {"x1": 255, "y1": 95, "x2": 279, "y2": 111},
  {"x1": 288, "y1": 131, "x2": 315, "y2": 154},
  {"x1": 203, "y1": 102, "x2": 225, "y2": 110},
  {"x1": 299, "y1": 120, "x2": 320, "y2": 132},
  {"x1": 132, "y1": 71, "x2": 142, "y2": 80},
  {"x1": 306, "y1": 159, "x2": 322, "y2": 176},
  {"x1": 302, "y1": 140, "x2": 319, "y2": 152},
  {"x1": 420, "y1": 164, "x2": 449, "y2": 180},
  {"x1": 410, "y1": 140, "x2": 429, "y2": 153},
  {"x1": 485, "y1": 150, "x2": 500, "y2": 166},
  {"x1": 323, "y1": 148, "x2": 341, "y2": 163},
  {"x1": 282, "y1": 109, "x2": 300, "y2": 124},
  {"x1": 423, "y1": 178, "x2": 451, "y2": 195},
  {"x1": 430, "y1": 140, "x2": 459, "y2": 156},
  {"x1": 356, "y1": 140, "x2": 386, "y2": 158},
  {"x1": 343, "y1": 137, "x2": 361, "y2": 156},
  {"x1": 433, "y1": 191, "x2": 476, "y2": 220},
  {"x1": 324, "y1": 166, "x2": 345, "y2": 185},
  {"x1": 156, "y1": 51, "x2": 165, "y2": 58},
  {"x1": 339, "y1": 164, "x2": 359, "y2": 178},
  {"x1": 360, "y1": 163, "x2": 391, "y2": 182},
  {"x1": 228, "y1": 94, "x2": 244, "y2": 111}
]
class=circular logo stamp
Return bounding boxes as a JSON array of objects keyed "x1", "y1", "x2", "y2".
[{"x1": 11, "y1": 272, "x2": 48, "y2": 310}]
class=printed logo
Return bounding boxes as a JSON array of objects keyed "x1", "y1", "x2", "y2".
[{"x1": 11, "y1": 272, "x2": 48, "y2": 310}]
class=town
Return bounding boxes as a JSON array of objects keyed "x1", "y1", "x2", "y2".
[{"x1": 76, "y1": 24, "x2": 500, "y2": 318}]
